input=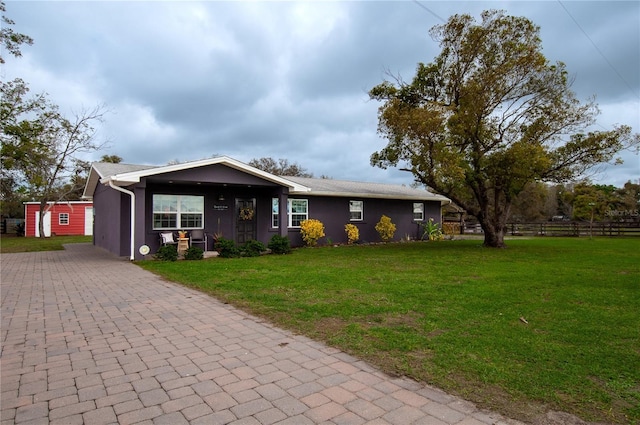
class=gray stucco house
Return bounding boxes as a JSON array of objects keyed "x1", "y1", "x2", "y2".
[{"x1": 83, "y1": 156, "x2": 451, "y2": 260}]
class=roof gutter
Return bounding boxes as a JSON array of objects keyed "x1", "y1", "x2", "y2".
[
  {"x1": 288, "y1": 190, "x2": 451, "y2": 204},
  {"x1": 108, "y1": 180, "x2": 135, "y2": 261}
]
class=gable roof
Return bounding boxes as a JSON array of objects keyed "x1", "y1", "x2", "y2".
[
  {"x1": 83, "y1": 156, "x2": 450, "y2": 205},
  {"x1": 285, "y1": 176, "x2": 450, "y2": 204},
  {"x1": 83, "y1": 156, "x2": 311, "y2": 198}
]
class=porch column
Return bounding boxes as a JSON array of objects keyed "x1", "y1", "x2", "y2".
[
  {"x1": 278, "y1": 188, "x2": 289, "y2": 238},
  {"x1": 133, "y1": 183, "x2": 147, "y2": 260}
]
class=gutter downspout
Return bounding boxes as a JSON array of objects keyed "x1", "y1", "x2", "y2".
[{"x1": 108, "y1": 181, "x2": 135, "y2": 261}]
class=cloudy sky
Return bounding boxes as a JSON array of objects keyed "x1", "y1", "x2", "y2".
[{"x1": 3, "y1": 1, "x2": 639, "y2": 187}]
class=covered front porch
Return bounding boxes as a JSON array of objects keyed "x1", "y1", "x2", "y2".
[
  {"x1": 144, "y1": 182, "x2": 290, "y2": 254},
  {"x1": 86, "y1": 157, "x2": 309, "y2": 260}
]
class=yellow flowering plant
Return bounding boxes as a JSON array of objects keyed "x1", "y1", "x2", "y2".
[
  {"x1": 375, "y1": 215, "x2": 396, "y2": 242},
  {"x1": 344, "y1": 223, "x2": 359, "y2": 244},
  {"x1": 300, "y1": 219, "x2": 325, "y2": 247}
]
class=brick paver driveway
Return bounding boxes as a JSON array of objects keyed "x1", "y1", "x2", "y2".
[{"x1": 1, "y1": 243, "x2": 520, "y2": 424}]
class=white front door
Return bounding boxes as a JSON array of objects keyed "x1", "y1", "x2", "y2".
[
  {"x1": 35, "y1": 211, "x2": 51, "y2": 237},
  {"x1": 84, "y1": 207, "x2": 93, "y2": 236}
]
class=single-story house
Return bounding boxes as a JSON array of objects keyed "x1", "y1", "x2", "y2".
[
  {"x1": 82, "y1": 156, "x2": 451, "y2": 260},
  {"x1": 24, "y1": 201, "x2": 94, "y2": 237}
]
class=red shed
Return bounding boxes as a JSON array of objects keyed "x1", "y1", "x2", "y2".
[{"x1": 24, "y1": 201, "x2": 94, "y2": 237}]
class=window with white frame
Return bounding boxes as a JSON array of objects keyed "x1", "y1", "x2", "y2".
[
  {"x1": 413, "y1": 202, "x2": 424, "y2": 221},
  {"x1": 289, "y1": 199, "x2": 308, "y2": 227},
  {"x1": 152, "y1": 194, "x2": 204, "y2": 230},
  {"x1": 349, "y1": 200, "x2": 363, "y2": 221},
  {"x1": 271, "y1": 198, "x2": 309, "y2": 228},
  {"x1": 271, "y1": 198, "x2": 279, "y2": 228},
  {"x1": 59, "y1": 213, "x2": 69, "y2": 225}
]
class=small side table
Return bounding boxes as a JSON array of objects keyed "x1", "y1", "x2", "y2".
[{"x1": 177, "y1": 237, "x2": 189, "y2": 256}]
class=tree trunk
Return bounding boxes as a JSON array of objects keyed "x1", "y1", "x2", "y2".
[
  {"x1": 482, "y1": 225, "x2": 506, "y2": 248},
  {"x1": 475, "y1": 191, "x2": 510, "y2": 248},
  {"x1": 38, "y1": 201, "x2": 47, "y2": 238},
  {"x1": 478, "y1": 212, "x2": 507, "y2": 248}
]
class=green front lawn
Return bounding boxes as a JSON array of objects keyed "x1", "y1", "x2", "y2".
[
  {"x1": 0, "y1": 234, "x2": 92, "y2": 253},
  {"x1": 139, "y1": 238, "x2": 639, "y2": 423}
]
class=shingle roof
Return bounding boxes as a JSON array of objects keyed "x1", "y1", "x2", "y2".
[
  {"x1": 83, "y1": 157, "x2": 450, "y2": 205},
  {"x1": 284, "y1": 176, "x2": 450, "y2": 204},
  {"x1": 83, "y1": 157, "x2": 311, "y2": 198},
  {"x1": 83, "y1": 162, "x2": 158, "y2": 199},
  {"x1": 91, "y1": 162, "x2": 156, "y2": 177}
]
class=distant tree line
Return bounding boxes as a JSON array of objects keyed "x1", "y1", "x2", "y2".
[
  {"x1": 503, "y1": 181, "x2": 639, "y2": 223},
  {"x1": 248, "y1": 157, "x2": 313, "y2": 177}
]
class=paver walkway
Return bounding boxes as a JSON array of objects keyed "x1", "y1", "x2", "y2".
[{"x1": 1, "y1": 243, "x2": 522, "y2": 425}]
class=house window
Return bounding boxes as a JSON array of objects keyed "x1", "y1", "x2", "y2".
[
  {"x1": 179, "y1": 196, "x2": 204, "y2": 228},
  {"x1": 272, "y1": 198, "x2": 308, "y2": 228},
  {"x1": 153, "y1": 194, "x2": 204, "y2": 230},
  {"x1": 413, "y1": 202, "x2": 424, "y2": 221},
  {"x1": 272, "y1": 198, "x2": 279, "y2": 228},
  {"x1": 349, "y1": 200, "x2": 363, "y2": 221},
  {"x1": 59, "y1": 213, "x2": 69, "y2": 225},
  {"x1": 289, "y1": 199, "x2": 308, "y2": 227}
]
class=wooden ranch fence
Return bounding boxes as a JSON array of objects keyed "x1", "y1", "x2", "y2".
[
  {"x1": 450, "y1": 221, "x2": 640, "y2": 237},
  {"x1": 509, "y1": 222, "x2": 640, "y2": 237}
]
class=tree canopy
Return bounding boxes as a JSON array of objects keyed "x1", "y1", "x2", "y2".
[
  {"x1": 248, "y1": 157, "x2": 313, "y2": 177},
  {"x1": 100, "y1": 154, "x2": 123, "y2": 163},
  {"x1": 369, "y1": 10, "x2": 638, "y2": 247},
  {"x1": 1, "y1": 78, "x2": 108, "y2": 234},
  {"x1": 1, "y1": 2, "x2": 107, "y2": 234},
  {"x1": 0, "y1": 0, "x2": 32, "y2": 64},
  {"x1": 504, "y1": 180, "x2": 640, "y2": 224}
]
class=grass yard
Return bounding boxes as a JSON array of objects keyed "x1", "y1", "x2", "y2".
[
  {"x1": 139, "y1": 238, "x2": 639, "y2": 424},
  {"x1": 0, "y1": 234, "x2": 93, "y2": 253}
]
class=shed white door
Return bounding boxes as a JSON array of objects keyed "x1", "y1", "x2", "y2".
[
  {"x1": 35, "y1": 211, "x2": 51, "y2": 237},
  {"x1": 84, "y1": 207, "x2": 93, "y2": 236}
]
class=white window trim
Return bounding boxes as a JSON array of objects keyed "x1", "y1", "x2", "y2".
[
  {"x1": 288, "y1": 199, "x2": 309, "y2": 228},
  {"x1": 59, "y1": 213, "x2": 69, "y2": 225},
  {"x1": 271, "y1": 198, "x2": 279, "y2": 228},
  {"x1": 413, "y1": 202, "x2": 425, "y2": 221},
  {"x1": 152, "y1": 194, "x2": 204, "y2": 230},
  {"x1": 272, "y1": 198, "x2": 309, "y2": 228},
  {"x1": 349, "y1": 200, "x2": 364, "y2": 221}
]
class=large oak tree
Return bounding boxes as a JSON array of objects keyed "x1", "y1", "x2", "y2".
[{"x1": 369, "y1": 10, "x2": 638, "y2": 247}]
